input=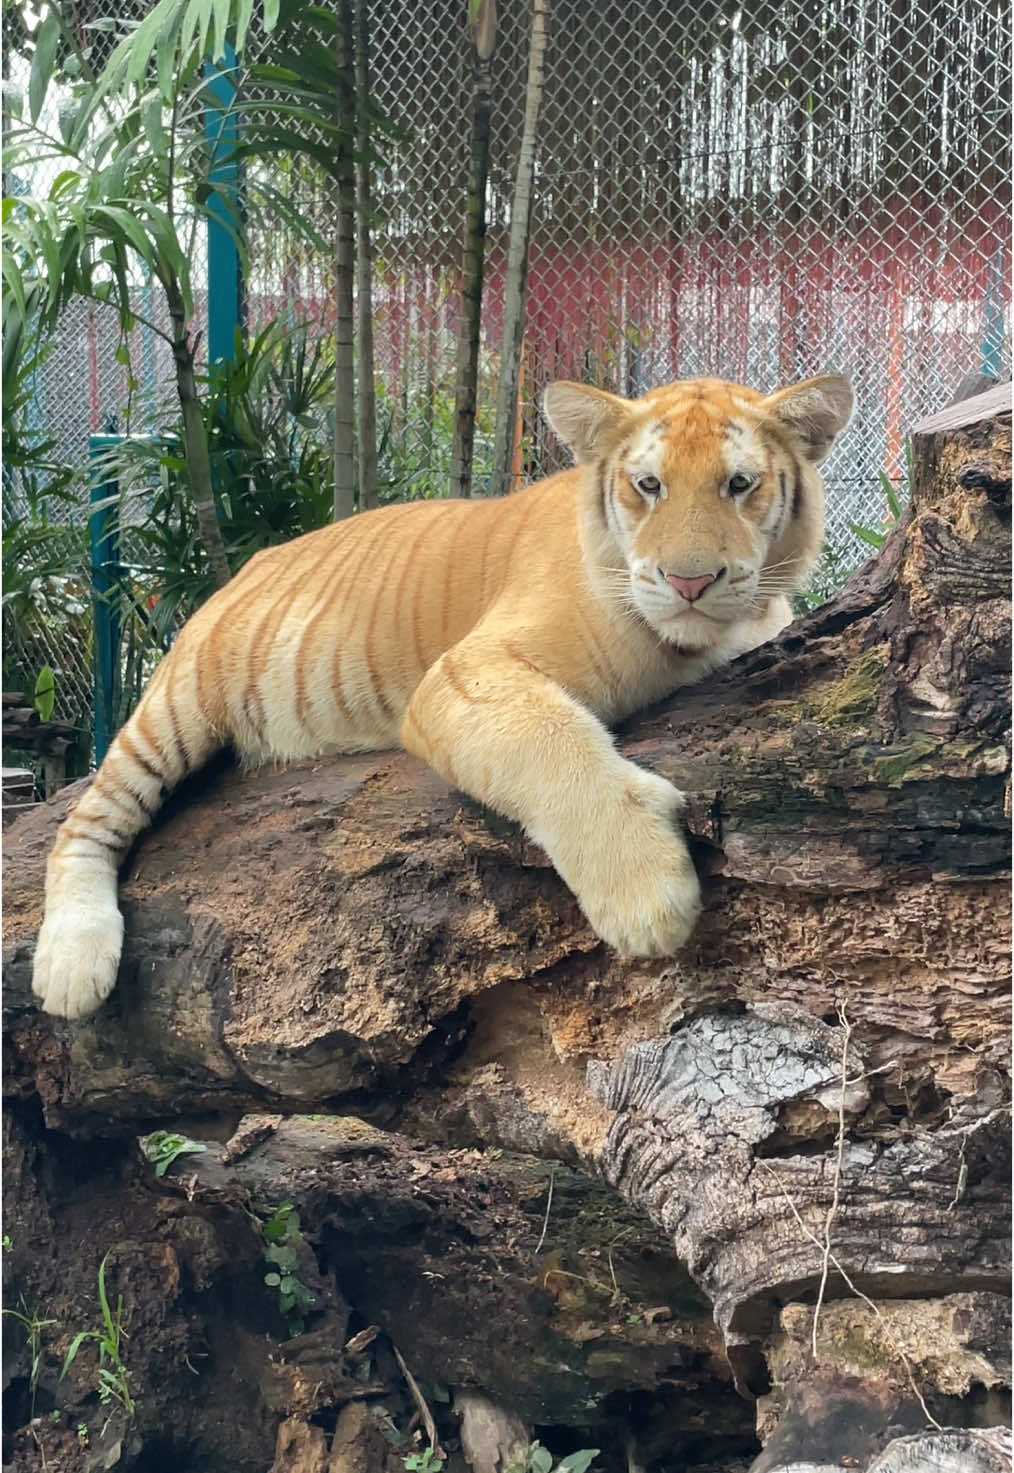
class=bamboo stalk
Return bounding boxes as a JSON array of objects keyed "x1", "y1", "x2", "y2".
[
  {"x1": 450, "y1": 0, "x2": 497, "y2": 498},
  {"x1": 165, "y1": 275, "x2": 231, "y2": 589},
  {"x1": 354, "y1": 0, "x2": 379, "y2": 511},
  {"x1": 333, "y1": 0, "x2": 357, "y2": 521},
  {"x1": 490, "y1": 0, "x2": 550, "y2": 499}
]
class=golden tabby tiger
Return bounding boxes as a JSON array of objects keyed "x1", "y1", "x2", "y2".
[{"x1": 33, "y1": 372, "x2": 852, "y2": 1018}]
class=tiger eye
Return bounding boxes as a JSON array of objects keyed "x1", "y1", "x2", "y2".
[
  {"x1": 635, "y1": 474, "x2": 662, "y2": 498},
  {"x1": 728, "y1": 472, "x2": 755, "y2": 496}
]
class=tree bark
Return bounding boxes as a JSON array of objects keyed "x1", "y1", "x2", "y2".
[
  {"x1": 450, "y1": 0, "x2": 496, "y2": 498},
  {"x1": 3, "y1": 394, "x2": 1010, "y2": 1470},
  {"x1": 353, "y1": 0, "x2": 379, "y2": 512},
  {"x1": 332, "y1": 0, "x2": 357, "y2": 521},
  {"x1": 490, "y1": 0, "x2": 549, "y2": 498}
]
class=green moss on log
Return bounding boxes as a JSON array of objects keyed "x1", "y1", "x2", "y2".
[
  {"x1": 871, "y1": 736, "x2": 942, "y2": 787},
  {"x1": 811, "y1": 649, "x2": 888, "y2": 727}
]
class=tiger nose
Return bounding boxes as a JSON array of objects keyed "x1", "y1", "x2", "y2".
[{"x1": 664, "y1": 570, "x2": 721, "y2": 602}]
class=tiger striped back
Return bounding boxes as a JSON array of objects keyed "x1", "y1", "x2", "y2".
[{"x1": 33, "y1": 371, "x2": 852, "y2": 1018}]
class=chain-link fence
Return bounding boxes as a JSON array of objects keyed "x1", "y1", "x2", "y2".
[
  {"x1": 244, "y1": 0, "x2": 1010, "y2": 526},
  {"x1": 4, "y1": 0, "x2": 1011, "y2": 736}
]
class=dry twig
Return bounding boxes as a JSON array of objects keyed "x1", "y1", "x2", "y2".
[
  {"x1": 812, "y1": 997, "x2": 852, "y2": 1357},
  {"x1": 393, "y1": 1344, "x2": 443, "y2": 1455}
]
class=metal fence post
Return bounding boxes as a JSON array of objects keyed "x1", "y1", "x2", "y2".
[
  {"x1": 89, "y1": 436, "x2": 121, "y2": 765},
  {"x1": 205, "y1": 42, "x2": 243, "y2": 368},
  {"x1": 982, "y1": 245, "x2": 1008, "y2": 380}
]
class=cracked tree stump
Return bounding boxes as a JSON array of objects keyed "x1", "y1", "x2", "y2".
[{"x1": 3, "y1": 388, "x2": 1010, "y2": 1472}]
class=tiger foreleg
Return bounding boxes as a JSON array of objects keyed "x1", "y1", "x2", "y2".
[{"x1": 401, "y1": 639, "x2": 701, "y2": 957}]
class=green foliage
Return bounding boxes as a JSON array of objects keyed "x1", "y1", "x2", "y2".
[
  {"x1": 506, "y1": 1443, "x2": 600, "y2": 1473},
  {"x1": 258, "y1": 1203, "x2": 317, "y2": 1335},
  {"x1": 4, "y1": 0, "x2": 306, "y2": 338},
  {"x1": 1, "y1": 278, "x2": 89, "y2": 715},
  {"x1": 2, "y1": 1300, "x2": 58, "y2": 1414},
  {"x1": 33, "y1": 664, "x2": 56, "y2": 721},
  {"x1": 93, "y1": 319, "x2": 336, "y2": 730},
  {"x1": 1, "y1": 1234, "x2": 12, "y2": 1251},
  {"x1": 375, "y1": 377, "x2": 495, "y2": 503},
  {"x1": 138, "y1": 1129, "x2": 208, "y2": 1178},
  {"x1": 403, "y1": 1450, "x2": 444, "y2": 1472},
  {"x1": 60, "y1": 1253, "x2": 135, "y2": 1418},
  {"x1": 3, "y1": 0, "x2": 391, "y2": 344},
  {"x1": 849, "y1": 440, "x2": 911, "y2": 550},
  {"x1": 3, "y1": 0, "x2": 392, "y2": 586},
  {"x1": 791, "y1": 540, "x2": 854, "y2": 615}
]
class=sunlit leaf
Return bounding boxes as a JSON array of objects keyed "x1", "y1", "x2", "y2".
[{"x1": 33, "y1": 665, "x2": 56, "y2": 721}]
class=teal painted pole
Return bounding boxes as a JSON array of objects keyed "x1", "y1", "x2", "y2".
[
  {"x1": 982, "y1": 245, "x2": 1007, "y2": 380},
  {"x1": 205, "y1": 42, "x2": 243, "y2": 367},
  {"x1": 89, "y1": 436, "x2": 122, "y2": 764}
]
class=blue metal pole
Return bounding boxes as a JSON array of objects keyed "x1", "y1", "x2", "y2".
[
  {"x1": 205, "y1": 42, "x2": 243, "y2": 368},
  {"x1": 89, "y1": 436, "x2": 122, "y2": 765}
]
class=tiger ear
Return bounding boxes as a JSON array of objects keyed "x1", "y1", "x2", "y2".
[
  {"x1": 764, "y1": 373, "x2": 854, "y2": 463},
  {"x1": 543, "y1": 381, "x2": 633, "y2": 464}
]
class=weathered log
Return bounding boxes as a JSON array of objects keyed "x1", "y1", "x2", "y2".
[{"x1": 3, "y1": 395, "x2": 1010, "y2": 1469}]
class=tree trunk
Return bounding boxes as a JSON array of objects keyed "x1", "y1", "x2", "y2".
[
  {"x1": 353, "y1": 0, "x2": 378, "y2": 512},
  {"x1": 3, "y1": 392, "x2": 1010, "y2": 1470},
  {"x1": 332, "y1": 0, "x2": 357, "y2": 521},
  {"x1": 490, "y1": 0, "x2": 550, "y2": 498},
  {"x1": 165, "y1": 274, "x2": 232, "y2": 588},
  {"x1": 450, "y1": 0, "x2": 497, "y2": 498}
]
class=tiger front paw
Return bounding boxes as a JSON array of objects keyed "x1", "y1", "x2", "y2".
[
  {"x1": 32, "y1": 905, "x2": 124, "y2": 1020},
  {"x1": 566, "y1": 769, "x2": 702, "y2": 958},
  {"x1": 579, "y1": 842, "x2": 701, "y2": 957}
]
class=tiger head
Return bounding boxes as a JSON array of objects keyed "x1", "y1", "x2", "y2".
[{"x1": 543, "y1": 373, "x2": 853, "y2": 650}]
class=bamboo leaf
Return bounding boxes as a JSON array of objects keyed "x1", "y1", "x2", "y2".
[
  {"x1": 234, "y1": 0, "x2": 256, "y2": 56},
  {"x1": 30, "y1": 210, "x2": 65, "y2": 310},
  {"x1": 29, "y1": 13, "x2": 61, "y2": 124},
  {"x1": 92, "y1": 204, "x2": 157, "y2": 269},
  {"x1": 156, "y1": 21, "x2": 178, "y2": 104},
  {"x1": 49, "y1": 168, "x2": 81, "y2": 199},
  {"x1": 210, "y1": 0, "x2": 234, "y2": 62},
  {"x1": 849, "y1": 521, "x2": 887, "y2": 549},
  {"x1": 2, "y1": 248, "x2": 28, "y2": 328},
  {"x1": 140, "y1": 92, "x2": 168, "y2": 156}
]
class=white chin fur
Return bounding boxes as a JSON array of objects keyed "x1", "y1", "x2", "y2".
[{"x1": 648, "y1": 608, "x2": 733, "y2": 650}]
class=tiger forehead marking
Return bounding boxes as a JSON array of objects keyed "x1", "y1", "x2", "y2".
[{"x1": 614, "y1": 401, "x2": 771, "y2": 507}]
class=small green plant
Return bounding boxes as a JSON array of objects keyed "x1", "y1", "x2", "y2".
[
  {"x1": 2, "y1": 1300, "x2": 57, "y2": 1415},
  {"x1": 403, "y1": 1450, "x2": 445, "y2": 1472},
  {"x1": 259, "y1": 1204, "x2": 316, "y2": 1335},
  {"x1": 77, "y1": 1422, "x2": 90, "y2": 1446},
  {"x1": 850, "y1": 440, "x2": 912, "y2": 550},
  {"x1": 138, "y1": 1129, "x2": 208, "y2": 1178},
  {"x1": 792, "y1": 539, "x2": 855, "y2": 614},
  {"x1": 2, "y1": 1233, "x2": 12, "y2": 1250},
  {"x1": 61, "y1": 1254, "x2": 135, "y2": 1417},
  {"x1": 506, "y1": 1443, "x2": 600, "y2": 1473}
]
